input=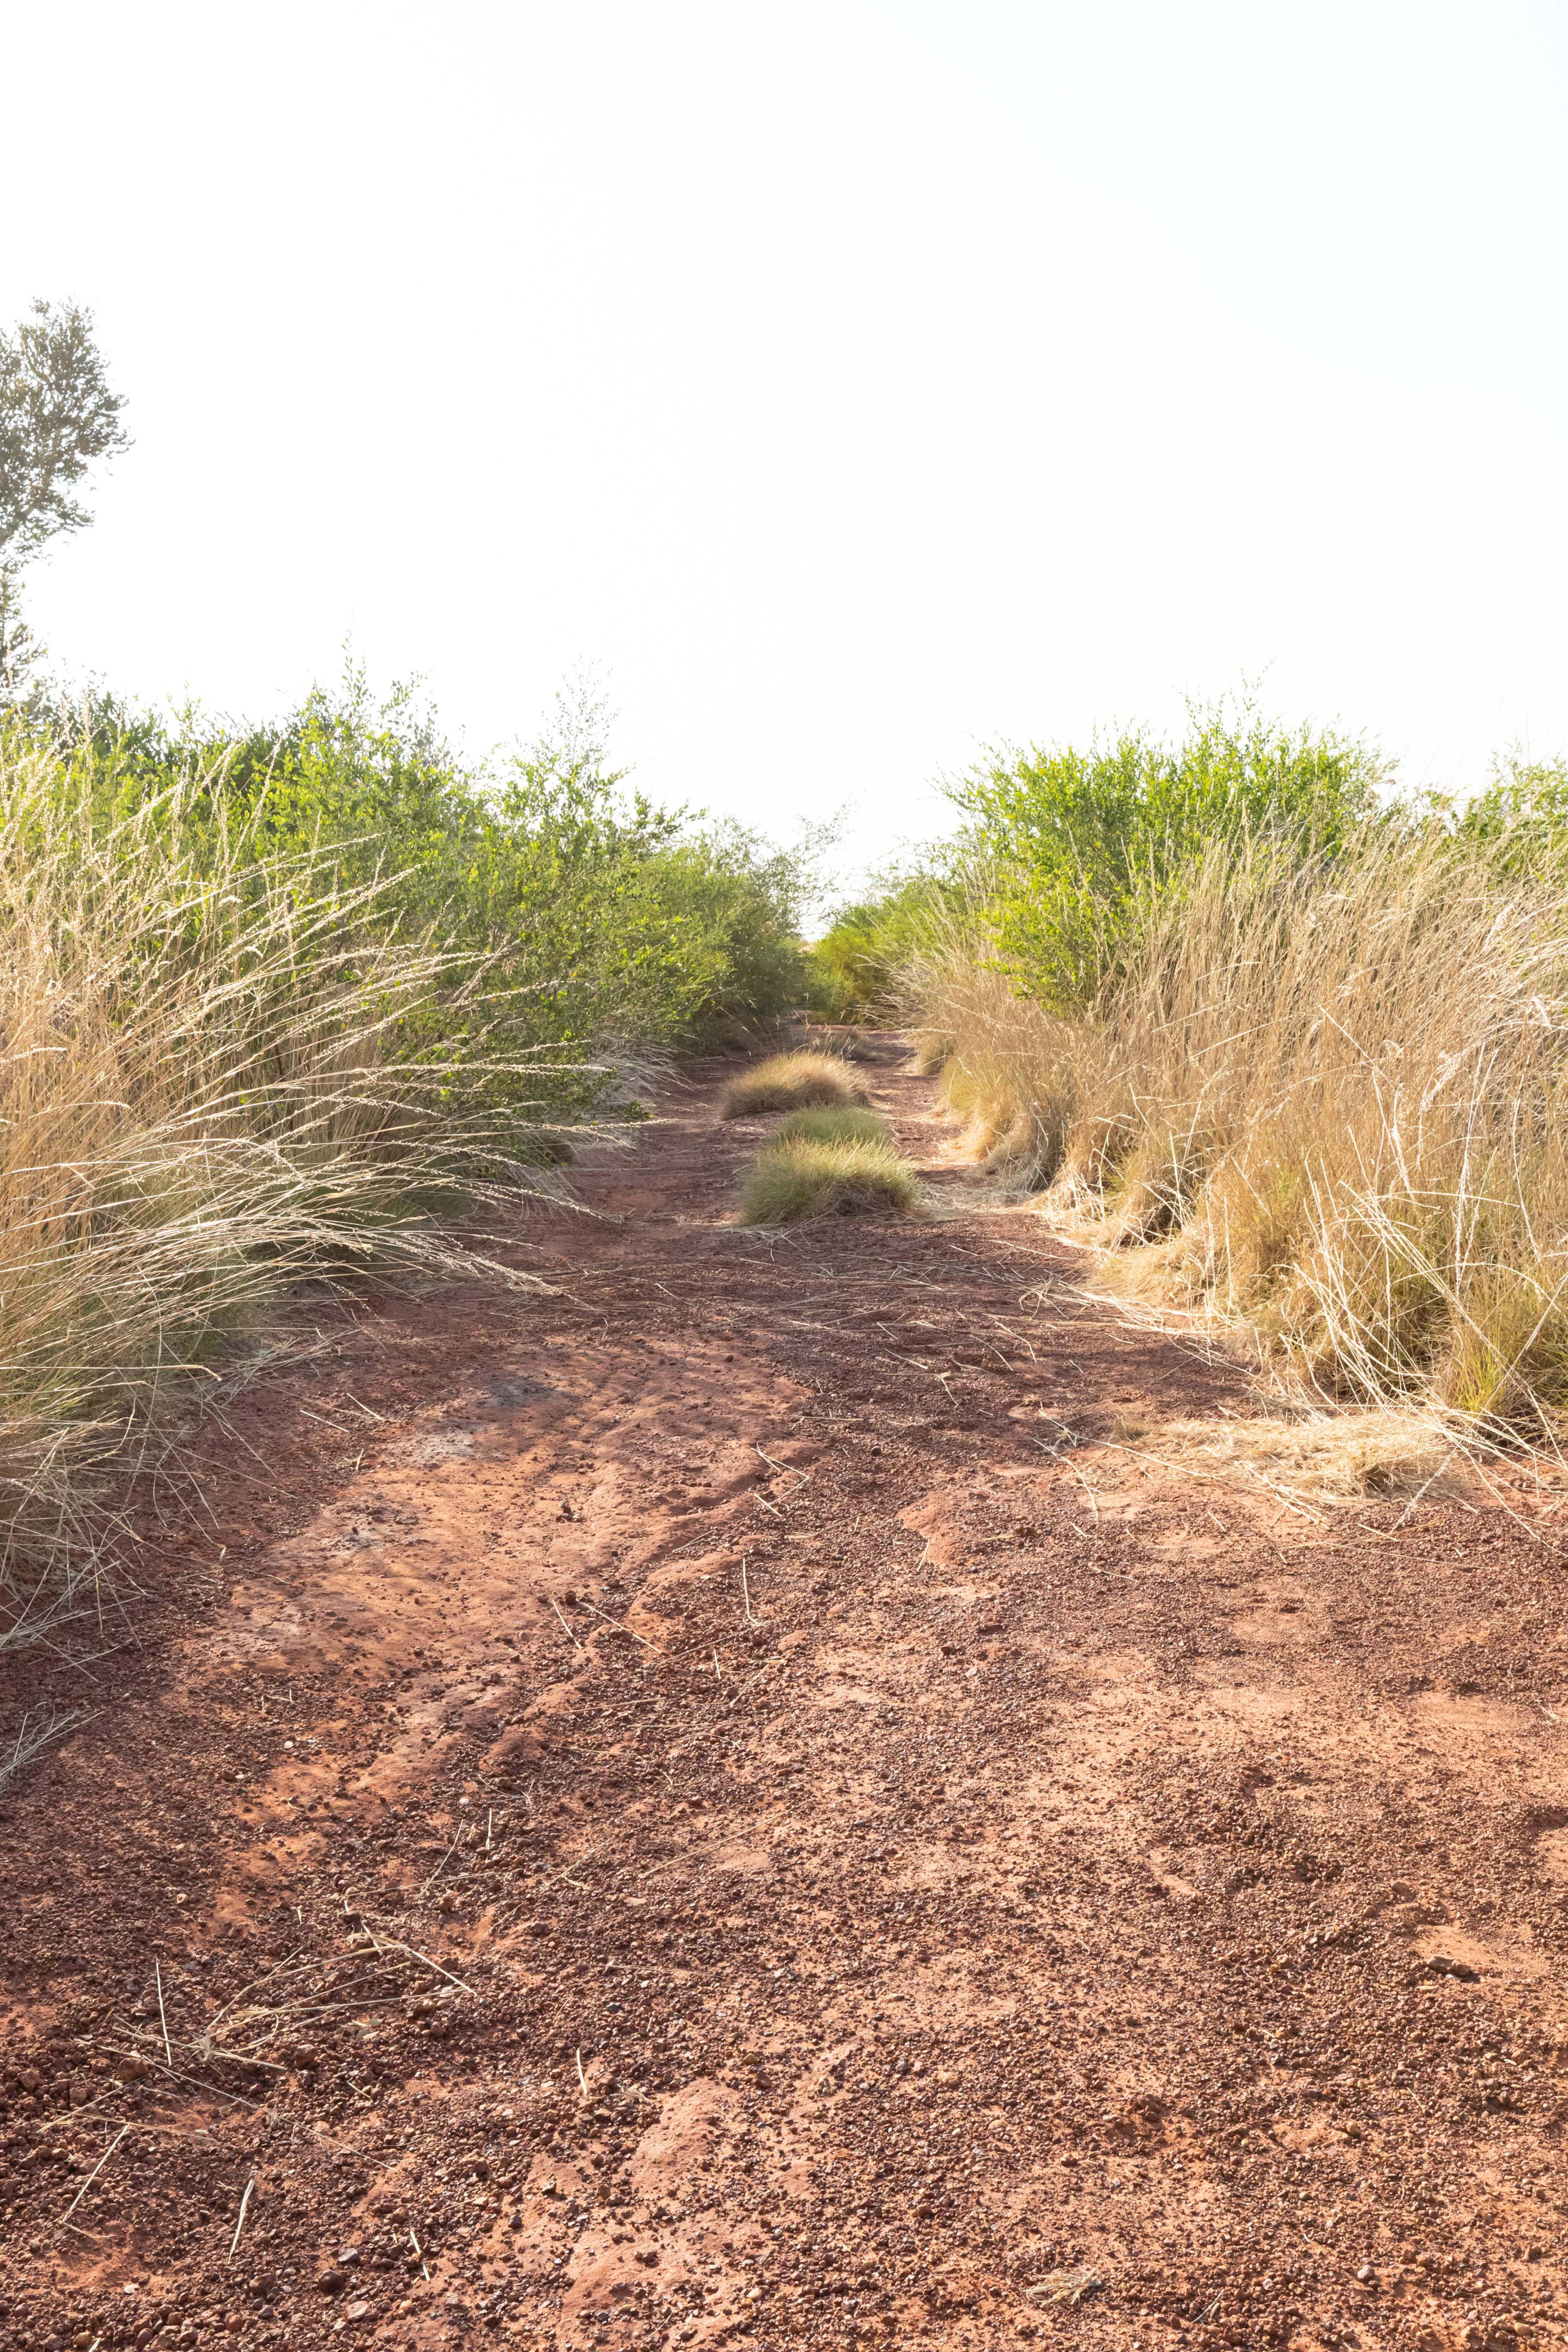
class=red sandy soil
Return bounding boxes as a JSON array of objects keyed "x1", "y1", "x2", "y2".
[{"x1": 3, "y1": 1044, "x2": 1568, "y2": 2352}]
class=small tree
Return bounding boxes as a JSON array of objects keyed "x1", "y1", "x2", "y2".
[{"x1": 0, "y1": 299, "x2": 129, "y2": 696}]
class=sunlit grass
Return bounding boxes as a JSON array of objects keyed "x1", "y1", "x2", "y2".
[
  {"x1": 773, "y1": 1105, "x2": 890, "y2": 1149},
  {"x1": 740, "y1": 1132, "x2": 921, "y2": 1224},
  {"x1": 0, "y1": 731, "x2": 585, "y2": 1643},
  {"x1": 719, "y1": 1051, "x2": 870, "y2": 1118}
]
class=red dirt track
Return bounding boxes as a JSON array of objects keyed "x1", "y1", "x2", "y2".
[{"x1": 4, "y1": 1045, "x2": 1568, "y2": 2352}]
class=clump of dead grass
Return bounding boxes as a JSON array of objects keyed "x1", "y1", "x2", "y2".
[
  {"x1": 740, "y1": 1127, "x2": 922, "y2": 1223},
  {"x1": 774, "y1": 1105, "x2": 890, "y2": 1149},
  {"x1": 719, "y1": 1051, "x2": 871, "y2": 1118},
  {"x1": 799, "y1": 1024, "x2": 887, "y2": 1064},
  {"x1": 1111, "y1": 1405, "x2": 1468, "y2": 1517},
  {"x1": 910, "y1": 1028, "x2": 954, "y2": 1077}
]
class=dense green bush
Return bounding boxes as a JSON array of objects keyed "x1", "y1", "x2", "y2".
[
  {"x1": 950, "y1": 702, "x2": 1385, "y2": 1009},
  {"x1": 19, "y1": 668, "x2": 818, "y2": 1084},
  {"x1": 1442, "y1": 751, "x2": 1568, "y2": 877},
  {"x1": 808, "y1": 870, "x2": 951, "y2": 1018}
]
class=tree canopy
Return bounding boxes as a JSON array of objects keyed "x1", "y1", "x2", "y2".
[{"x1": 0, "y1": 299, "x2": 129, "y2": 567}]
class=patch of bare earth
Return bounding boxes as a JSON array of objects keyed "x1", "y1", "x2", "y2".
[{"x1": 4, "y1": 1043, "x2": 1568, "y2": 2352}]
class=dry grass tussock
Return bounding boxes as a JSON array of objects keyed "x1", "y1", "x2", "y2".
[
  {"x1": 799, "y1": 1024, "x2": 887, "y2": 1065},
  {"x1": 0, "y1": 735, "x2": 588, "y2": 1646},
  {"x1": 774, "y1": 1105, "x2": 890, "y2": 1148},
  {"x1": 918, "y1": 824, "x2": 1568, "y2": 1463},
  {"x1": 740, "y1": 1112, "x2": 922, "y2": 1225},
  {"x1": 719, "y1": 1051, "x2": 870, "y2": 1118}
]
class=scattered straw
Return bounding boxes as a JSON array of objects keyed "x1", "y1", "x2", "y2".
[
  {"x1": 578, "y1": 1595, "x2": 663, "y2": 1651},
  {"x1": 227, "y1": 2176, "x2": 256, "y2": 2264},
  {"x1": 549, "y1": 1596, "x2": 584, "y2": 1652},
  {"x1": 55, "y1": 2123, "x2": 129, "y2": 2234}
]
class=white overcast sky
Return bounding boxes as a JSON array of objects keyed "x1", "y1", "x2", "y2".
[{"x1": 5, "y1": 1, "x2": 1566, "y2": 869}]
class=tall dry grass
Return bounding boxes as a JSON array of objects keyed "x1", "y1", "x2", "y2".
[
  {"x1": 916, "y1": 823, "x2": 1568, "y2": 1448},
  {"x1": 0, "y1": 732, "x2": 580, "y2": 1644}
]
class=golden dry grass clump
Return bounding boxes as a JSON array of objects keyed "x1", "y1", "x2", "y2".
[
  {"x1": 718, "y1": 1050, "x2": 871, "y2": 1118},
  {"x1": 740, "y1": 1107, "x2": 922, "y2": 1223},
  {"x1": 773, "y1": 1105, "x2": 889, "y2": 1148},
  {"x1": 915, "y1": 824, "x2": 1568, "y2": 1446}
]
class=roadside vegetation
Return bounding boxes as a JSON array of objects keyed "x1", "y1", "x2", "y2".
[
  {"x1": 9, "y1": 286, "x2": 1568, "y2": 1619},
  {"x1": 807, "y1": 869, "x2": 953, "y2": 1020},
  {"x1": 827, "y1": 705, "x2": 1568, "y2": 1455},
  {"x1": 773, "y1": 1105, "x2": 890, "y2": 1148},
  {"x1": 1, "y1": 298, "x2": 846, "y2": 1648},
  {"x1": 0, "y1": 677, "x2": 821, "y2": 1642}
]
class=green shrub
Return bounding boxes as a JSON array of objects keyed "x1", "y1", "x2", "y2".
[
  {"x1": 809, "y1": 872, "x2": 949, "y2": 1018},
  {"x1": 1445, "y1": 751, "x2": 1568, "y2": 879},
  {"x1": 950, "y1": 699, "x2": 1384, "y2": 1009},
  {"x1": 718, "y1": 1052, "x2": 870, "y2": 1118},
  {"x1": 21, "y1": 668, "x2": 818, "y2": 1078},
  {"x1": 741, "y1": 1133, "x2": 921, "y2": 1223}
]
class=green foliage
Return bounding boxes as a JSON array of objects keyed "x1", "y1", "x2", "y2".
[
  {"x1": 0, "y1": 299, "x2": 130, "y2": 566},
  {"x1": 809, "y1": 869, "x2": 951, "y2": 1017},
  {"x1": 1, "y1": 299, "x2": 130, "y2": 699},
  {"x1": 1446, "y1": 751, "x2": 1568, "y2": 877},
  {"x1": 10, "y1": 666, "x2": 817, "y2": 1096},
  {"x1": 637, "y1": 818, "x2": 821, "y2": 1050},
  {"x1": 950, "y1": 700, "x2": 1385, "y2": 1009},
  {"x1": 0, "y1": 670, "x2": 826, "y2": 1628}
]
